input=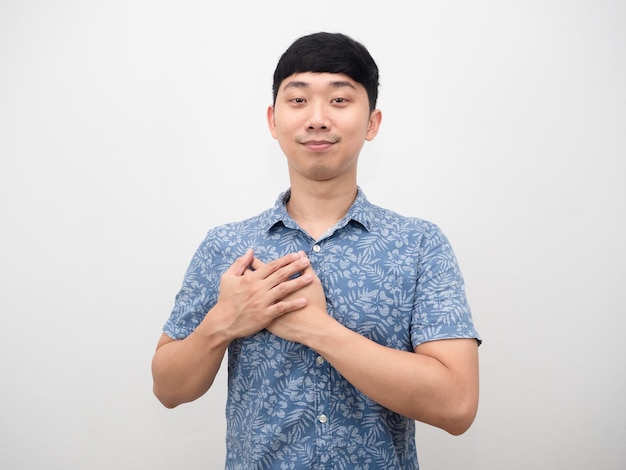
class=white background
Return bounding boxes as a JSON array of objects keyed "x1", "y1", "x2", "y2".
[{"x1": 1, "y1": 1, "x2": 624, "y2": 469}]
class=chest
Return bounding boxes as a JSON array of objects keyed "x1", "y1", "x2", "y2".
[{"x1": 254, "y1": 227, "x2": 419, "y2": 350}]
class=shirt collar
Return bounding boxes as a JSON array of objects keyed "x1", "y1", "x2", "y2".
[{"x1": 262, "y1": 186, "x2": 374, "y2": 233}]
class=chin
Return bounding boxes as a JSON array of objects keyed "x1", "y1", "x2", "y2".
[{"x1": 308, "y1": 167, "x2": 335, "y2": 181}]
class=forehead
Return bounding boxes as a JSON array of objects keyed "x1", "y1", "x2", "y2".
[{"x1": 278, "y1": 72, "x2": 364, "y2": 94}]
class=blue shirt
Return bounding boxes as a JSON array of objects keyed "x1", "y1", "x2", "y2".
[{"x1": 163, "y1": 188, "x2": 480, "y2": 469}]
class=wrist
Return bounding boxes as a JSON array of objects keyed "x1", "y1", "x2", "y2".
[
  {"x1": 304, "y1": 313, "x2": 345, "y2": 354},
  {"x1": 194, "y1": 304, "x2": 236, "y2": 350}
]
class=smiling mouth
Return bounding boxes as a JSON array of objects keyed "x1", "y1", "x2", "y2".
[{"x1": 299, "y1": 136, "x2": 340, "y2": 151}]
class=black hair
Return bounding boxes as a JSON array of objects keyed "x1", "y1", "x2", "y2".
[{"x1": 272, "y1": 32, "x2": 379, "y2": 112}]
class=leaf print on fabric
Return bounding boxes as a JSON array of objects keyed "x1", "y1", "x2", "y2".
[
  {"x1": 326, "y1": 244, "x2": 358, "y2": 269},
  {"x1": 341, "y1": 265, "x2": 367, "y2": 288},
  {"x1": 338, "y1": 394, "x2": 365, "y2": 420}
]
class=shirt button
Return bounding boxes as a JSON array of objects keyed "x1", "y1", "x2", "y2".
[
  {"x1": 316, "y1": 356, "x2": 325, "y2": 366},
  {"x1": 312, "y1": 244, "x2": 321, "y2": 253},
  {"x1": 318, "y1": 414, "x2": 328, "y2": 424}
]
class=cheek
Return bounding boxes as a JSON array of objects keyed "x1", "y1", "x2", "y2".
[
  {"x1": 277, "y1": 128, "x2": 295, "y2": 142},
  {"x1": 345, "y1": 122, "x2": 371, "y2": 142},
  {"x1": 273, "y1": 115, "x2": 299, "y2": 137}
]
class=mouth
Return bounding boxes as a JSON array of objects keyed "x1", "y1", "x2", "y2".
[{"x1": 300, "y1": 137, "x2": 340, "y2": 152}]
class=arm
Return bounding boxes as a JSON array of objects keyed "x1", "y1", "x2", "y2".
[
  {"x1": 310, "y1": 323, "x2": 478, "y2": 435},
  {"x1": 265, "y1": 264, "x2": 480, "y2": 435},
  {"x1": 152, "y1": 250, "x2": 313, "y2": 408}
]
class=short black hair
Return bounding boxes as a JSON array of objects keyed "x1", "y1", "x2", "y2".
[{"x1": 272, "y1": 32, "x2": 379, "y2": 112}]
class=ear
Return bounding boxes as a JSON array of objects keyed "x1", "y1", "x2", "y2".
[
  {"x1": 267, "y1": 105, "x2": 278, "y2": 139},
  {"x1": 365, "y1": 109, "x2": 382, "y2": 141}
]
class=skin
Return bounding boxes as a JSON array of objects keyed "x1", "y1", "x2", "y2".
[{"x1": 152, "y1": 72, "x2": 479, "y2": 435}]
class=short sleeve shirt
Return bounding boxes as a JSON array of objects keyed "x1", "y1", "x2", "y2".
[{"x1": 163, "y1": 188, "x2": 480, "y2": 469}]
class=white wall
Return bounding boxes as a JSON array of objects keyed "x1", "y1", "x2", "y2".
[{"x1": 1, "y1": 1, "x2": 624, "y2": 468}]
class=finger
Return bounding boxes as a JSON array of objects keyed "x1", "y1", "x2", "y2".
[
  {"x1": 267, "y1": 271, "x2": 313, "y2": 304},
  {"x1": 225, "y1": 249, "x2": 254, "y2": 276},
  {"x1": 249, "y1": 256, "x2": 266, "y2": 271},
  {"x1": 270, "y1": 256, "x2": 310, "y2": 286},
  {"x1": 269, "y1": 296, "x2": 307, "y2": 317},
  {"x1": 255, "y1": 252, "x2": 307, "y2": 280},
  {"x1": 299, "y1": 264, "x2": 318, "y2": 279}
]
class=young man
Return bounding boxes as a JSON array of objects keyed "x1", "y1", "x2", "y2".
[{"x1": 152, "y1": 32, "x2": 480, "y2": 469}]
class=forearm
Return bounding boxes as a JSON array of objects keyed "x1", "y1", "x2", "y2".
[
  {"x1": 152, "y1": 314, "x2": 231, "y2": 408},
  {"x1": 307, "y1": 318, "x2": 479, "y2": 435}
]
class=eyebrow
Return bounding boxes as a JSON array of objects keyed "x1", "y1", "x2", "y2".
[{"x1": 282, "y1": 79, "x2": 357, "y2": 92}]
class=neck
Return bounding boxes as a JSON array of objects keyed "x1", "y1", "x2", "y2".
[{"x1": 287, "y1": 181, "x2": 358, "y2": 240}]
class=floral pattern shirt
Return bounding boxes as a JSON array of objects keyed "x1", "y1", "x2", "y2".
[{"x1": 163, "y1": 188, "x2": 480, "y2": 469}]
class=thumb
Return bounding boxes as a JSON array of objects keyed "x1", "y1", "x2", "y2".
[
  {"x1": 250, "y1": 256, "x2": 266, "y2": 271},
  {"x1": 226, "y1": 249, "x2": 254, "y2": 276}
]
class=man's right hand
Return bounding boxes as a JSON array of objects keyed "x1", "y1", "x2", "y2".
[
  {"x1": 214, "y1": 249, "x2": 314, "y2": 339},
  {"x1": 152, "y1": 249, "x2": 313, "y2": 408}
]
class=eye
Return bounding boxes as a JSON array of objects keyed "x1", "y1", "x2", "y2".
[
  {"x1": 291, "y1": 97, "x2": 306, "y2": 104},
  {"x1": 332, "y1": 98, "x2": 345, "y2": 103}
]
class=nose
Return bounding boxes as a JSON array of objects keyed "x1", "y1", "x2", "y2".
[{"x1": 306, "y1": 101, "x2": 329, "y2": 131}]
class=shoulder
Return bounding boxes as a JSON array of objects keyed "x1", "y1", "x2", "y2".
[
  {"x1": 356, "y1": 199, "x2": 457, "y2": 264},
  {"x1": 191, "y1": 207, "x2": 275, "y2": 262},
  {"x1": 364, "y1": 200, "x2": 443, "y2": 240},
  {"x1": 204, "y1": 207, "x2": 274, "y2": 241}
]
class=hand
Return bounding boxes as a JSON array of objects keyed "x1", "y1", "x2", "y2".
[
  {"x1": 251, "y1": 256, "x2": 331, "y2": 345},
  {"x1": 214, "y1": 249, "x2": 313, "y2": 339}
]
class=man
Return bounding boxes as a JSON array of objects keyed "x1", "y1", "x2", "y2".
[{"x1": 152, "y1": 32, "x2": 480, "y2": 469}]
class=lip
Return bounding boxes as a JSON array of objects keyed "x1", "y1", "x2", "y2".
[{"x1": 302, "y1": 140, "x2": 335, "y2": 152}]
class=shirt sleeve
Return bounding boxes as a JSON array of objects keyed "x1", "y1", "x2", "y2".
[
  {"x1": 411, "y1": 222, "x2": 481, "y2": 347},
  {"x1": 162, "y1": 231, "x2": 224, "y2": 340}
]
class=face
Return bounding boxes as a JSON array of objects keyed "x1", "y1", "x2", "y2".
[{"x1": 267, "y1": 72, "x2": 382, "y2": 186}]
